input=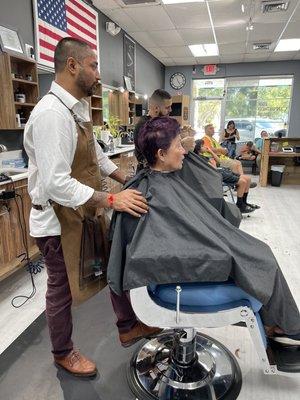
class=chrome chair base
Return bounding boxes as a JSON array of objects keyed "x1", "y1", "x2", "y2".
[{"x1": 127, "y1": 331, "x2": 242, "y2": 400}]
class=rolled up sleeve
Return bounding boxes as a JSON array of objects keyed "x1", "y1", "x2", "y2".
[{"x1": 94, "y1": 137, "x2": 118, "y2": 177}]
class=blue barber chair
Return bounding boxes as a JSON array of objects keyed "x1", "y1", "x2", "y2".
[{"x1": 127, "y1": 281, "x2": 299, "y2": 400}]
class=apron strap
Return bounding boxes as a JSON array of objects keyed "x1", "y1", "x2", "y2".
[{"x1": 48, "y1": 91, "x2": 84, "y2": 128}]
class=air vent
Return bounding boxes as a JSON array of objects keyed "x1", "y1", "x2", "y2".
[
  {"x1": 261, "y1": 1, "x2": 289, "y2": 13},
  {"x1": 253, "y1": 42, "x2": 272, "y2": 50},
  {"x1": 121, "y1": 0, "x2": 159, "y2": 5}
]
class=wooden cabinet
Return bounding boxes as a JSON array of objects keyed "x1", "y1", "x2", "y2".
[
  {"x1": 0, "y1": 52, "x2": 39, "y2": 129},
  {"x1": 104, "y1": 151, "x2": 137, "y2": 194},
  {"x1": 259, "y1": 138, "x2": 300, "y2": 186},
  {"x1": 170, "y1": 95, "x2": 190, "y2": 126},
  {"x1": 89, "y1": 82, "x2": 103, "y2": 126},
  {"x1": 134, "y1": 98, "x2": 144, "y2": 125},
  {"x1": 108, "y1": 90, "x2": 137, "y2": 127},
  {"x1": 0, "y1": 179, "x2": 38, "y2": 281}
]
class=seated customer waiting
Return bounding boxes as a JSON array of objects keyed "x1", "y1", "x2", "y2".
[
  {"x1": 194, "y1": 139, "x2": 259, "y2": 213},
  {"x1": 108, "y1": 116, "x2": 300, "y2": 351}
]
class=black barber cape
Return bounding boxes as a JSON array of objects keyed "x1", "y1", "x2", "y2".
[
  {"x1": 178, "y1": 152, "x2": 241, "y2": 227},
  {"x1": 108, "y1": 157, "x2": 279, "y2": 308}
]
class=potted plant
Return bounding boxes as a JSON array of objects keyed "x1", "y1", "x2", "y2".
[{"x1": 108, "y1": 115, "x2": 122, "y2": 147}]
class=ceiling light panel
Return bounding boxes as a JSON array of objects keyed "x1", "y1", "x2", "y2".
[
  {"x1": 189, "y1": 43, "x2": 219, "y2": 57},
  {"x1": 162, "y1": 0, "x2": 204, "y2": 4},
  {"x1": 274, "y1": 38, "x2": 300, "y2": 51}
]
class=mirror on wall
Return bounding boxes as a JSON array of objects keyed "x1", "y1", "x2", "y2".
[
  {"x1": 37, "y1": 69, "x2": 55, "y2": 98},
  {"x1": 102, "y1": 86, "x2": 110, "y2": 124}
]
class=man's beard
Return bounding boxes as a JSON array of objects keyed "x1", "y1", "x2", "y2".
[{"x1": 77, "y1": 72, "x2": 96, "y2": 97}]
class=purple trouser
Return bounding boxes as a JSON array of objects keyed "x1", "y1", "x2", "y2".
[{"x1": 36, "y1": 236, "x2": 137, "y2": 356}]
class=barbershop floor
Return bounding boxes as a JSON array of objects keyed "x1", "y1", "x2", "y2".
[{"x1": 0, "y1": 182, "x2": 299, "y2": 400}]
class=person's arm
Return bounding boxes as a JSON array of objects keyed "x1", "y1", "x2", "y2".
[
  {"x1": 205, "y1": 147, "x2": 220, "y2": 164},
  {"x1": 219, "y1": 130, "x2": 226, "y2": 143},
  {"x1": 252, "y1": 145, "x2": 261, "y2": 154},
  {"x1": 214, "y1": 147, "x2": 228, "y2": 156},
  {"x1": 94, "y1": 139, "x2": 131, "y2": 184},
  {"x1": 240, "y1": 145, "x2": 248, "y2": 154},
  {"x1": 235, "y1": 129, "x2": 240, "y2": 141},
  {"x1": 86, "y1": 189, "x2": 148, "y2": 218}
]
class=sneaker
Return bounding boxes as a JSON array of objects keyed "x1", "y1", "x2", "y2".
[
  {"x1": 237, "y1": 204, "x2": 255, "y2": 214},
  {"x1": 250, "y1": 182, "x2": 257, "y2": 189},
  {"x1": 270, "y1": 333, "x2": 300, "y2": 346},
  {"x1": 247, "y1": 203, "x2": 261, "y2": 209}
]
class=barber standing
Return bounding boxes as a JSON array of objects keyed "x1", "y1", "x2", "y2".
[
  {"x1": 24, "y1": 37, "x2": 153, "y2": 377},
  {"x1": 133, "y1": 89, "x2": 172, "y2": 172}
]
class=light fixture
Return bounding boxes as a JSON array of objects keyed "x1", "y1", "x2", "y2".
[
  {"x1": 275, "y1": 38, "x2": 300, "y2": 52},
  {"x1": 246, "y1": 18, "x2": 254, "y2": 31},
  {"x1": 162, "y1": 0, "x2": 204, "y2": 4},
  {"x1": 241, "y1": 3, "x2": 245, "y2": 13},
  {"x1": 189, "y1": 43, "x2": 219, "y2": 57},
  {"x1": 144, "y1": 94, "x2": 148, "y2": 100}
]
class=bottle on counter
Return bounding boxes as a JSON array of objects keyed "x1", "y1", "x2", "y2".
[
  {"x1": 109, "y1": 137, "x2": 115, "y2": 152},
  {"x1": 14, "y1": 88, "x2": 26, "y2": 103}
]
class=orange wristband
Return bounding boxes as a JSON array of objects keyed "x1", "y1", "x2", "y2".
[{"x1": 107, "y1": 193, "x2": 114, "y2": 208}]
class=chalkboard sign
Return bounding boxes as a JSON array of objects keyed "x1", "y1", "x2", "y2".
[{"x1": 123, "y1": 34, "x2": 135, "y2": 91}]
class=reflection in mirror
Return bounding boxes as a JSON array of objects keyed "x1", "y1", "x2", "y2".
[
  {"x1": 38, "y1": 68, "x2": 55, "y2": 98},
  {"x1": 102, "y1": 86, "x2": 110, "y2": 124}
]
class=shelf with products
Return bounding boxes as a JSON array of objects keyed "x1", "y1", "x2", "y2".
[
  {"x1": 89, "y1": 82, "x2": 103, "y2": 126},
  {"x1": 0, "y1": 52, "x2": 38, "y2": 129},
  {"x1": 169, "y1": 95, "x2": 190, "y2": 126}
]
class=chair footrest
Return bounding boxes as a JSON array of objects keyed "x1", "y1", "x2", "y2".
[{"x1": 268, "y1": 341, "x2": 300, "y2": 373}]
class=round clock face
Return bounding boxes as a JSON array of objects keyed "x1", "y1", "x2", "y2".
[{"x1": 170, "y1": 72, "x2": 186, "y2": 90}]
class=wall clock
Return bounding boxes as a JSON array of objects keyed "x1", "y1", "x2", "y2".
[{"x1": 170, "y1": 72, "x2": 186, "y2": 90}]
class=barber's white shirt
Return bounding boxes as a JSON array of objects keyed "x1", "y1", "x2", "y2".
[{"x1": 24, "y1": 81, "x2": 117, "y2": 237}]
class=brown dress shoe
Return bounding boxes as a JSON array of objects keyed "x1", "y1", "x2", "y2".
[
  {"x1": 119, "y1": 322, "x2": 163, "y2": 348},
  {"x1": 54, "y1": 349, "x2": 97, "y2": 377}
]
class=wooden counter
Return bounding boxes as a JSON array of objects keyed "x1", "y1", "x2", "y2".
[{"x1": 259, "y1": 138, "x2": 300, "y2": 187}]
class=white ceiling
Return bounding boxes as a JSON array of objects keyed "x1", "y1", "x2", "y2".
[{"x1": 94, "y1": 0, "x2": 300, "y2": 65}]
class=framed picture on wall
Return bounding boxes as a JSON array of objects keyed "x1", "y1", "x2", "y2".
[
  {"x1": 123, "y1": 34, "x2": 135, "y2": 91},
  {"x1": 124, "y1": 75, "x2": 133, "y2": 91},
  {"x1": 0, "y1": 24, "x2": 24, "y2": 55}
]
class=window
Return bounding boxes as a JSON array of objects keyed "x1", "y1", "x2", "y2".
[{"x1": 192, "y1": 76, "x2": 293, "y2": 141}]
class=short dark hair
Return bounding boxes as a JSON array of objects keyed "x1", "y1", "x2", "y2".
[
  {"x1": 138, "y1": 117, "x2": 180, "y2": 166},
  {"x1": 149, "y1": 89, "x2": 172, "y2": 105},
  {"x1": 194, "y1": 139, "x2": 204, "y2": 155},
  {"x1": 54, "y1": 37, "x2": 92, "y2": 72},
  {"x1": 246, "y1": 141, "x2": 253, "y2": 147}
]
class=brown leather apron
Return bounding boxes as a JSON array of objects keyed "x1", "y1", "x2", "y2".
[{"x1": 50, "y1": 93, "x2": 108, "y2": 305}]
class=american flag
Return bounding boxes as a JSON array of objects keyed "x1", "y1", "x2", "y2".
[{"x1": 34, "y1": 0, "x2": 99, "y2": 68}]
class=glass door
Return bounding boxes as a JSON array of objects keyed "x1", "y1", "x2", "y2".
[
  {"x1": 192, "y1": 78, "x2": 225, "y2": 139},
  {"x1": 193, "y1": 99, "x2": 223, "y2": 140}
]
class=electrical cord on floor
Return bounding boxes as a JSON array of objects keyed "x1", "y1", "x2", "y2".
[{"x1": 0, "y1": 175, "x2": 44, "y2": 308}]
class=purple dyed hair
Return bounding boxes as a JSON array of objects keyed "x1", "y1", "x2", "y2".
[{"x1": 138, "y1": 117, "x2": 180, "y2": 166}]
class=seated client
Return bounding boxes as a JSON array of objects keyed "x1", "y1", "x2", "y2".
[{"x1": 108, "y1": 116, "x2": 300, "y2": 347}]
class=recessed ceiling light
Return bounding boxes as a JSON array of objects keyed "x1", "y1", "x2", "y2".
[
  {"x1": 162, "y1": 0, "x2": 204, "y2": 4},
  {"x1": 275, "y1": 38, "x2": 300, "y2": 52},
  {"x1": 189, "y1": 44, "x2": 219, "y2": 57}
]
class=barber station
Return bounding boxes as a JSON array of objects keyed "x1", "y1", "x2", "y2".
[{"x1": 0, "y1": 1, "x2": 300, "y2": 400}]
